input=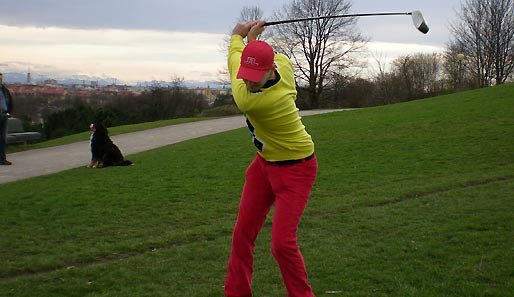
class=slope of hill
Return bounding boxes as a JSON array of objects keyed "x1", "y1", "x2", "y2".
[{"x1": 1, "y1": 83, "x2": 513, "y2": 296}]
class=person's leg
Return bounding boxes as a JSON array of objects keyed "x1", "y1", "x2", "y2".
[
  {"x1": 268, "y1": 157, "x2": 317, "y2": 297},
  {"x1": 0, "y1": 116, "x2": 7, "y2": 162},
  {"x1": 225, "y1": 155, "x2": 274, "y2": 297}
]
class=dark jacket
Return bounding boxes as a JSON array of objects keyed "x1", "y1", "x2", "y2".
[{"x1": 0, "y1": 84, "x2": 13, "y2": 113}]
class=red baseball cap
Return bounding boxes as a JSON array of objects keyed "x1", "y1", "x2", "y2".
[{"x1": 237, "y1": 40, "x2": 275, "y2": 83}]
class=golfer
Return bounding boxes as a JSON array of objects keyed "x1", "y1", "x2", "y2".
[{"x1": 224, "y1": 20, "x2": 317, "y2": 297}]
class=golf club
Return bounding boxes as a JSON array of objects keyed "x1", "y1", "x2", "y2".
[{"x1": 264, "y1": 11, "x2": 429, "y2": 34}]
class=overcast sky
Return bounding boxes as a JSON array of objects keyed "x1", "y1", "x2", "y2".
[{"x1": 0, "y1": 0, "x2": 463, "y2": 84}]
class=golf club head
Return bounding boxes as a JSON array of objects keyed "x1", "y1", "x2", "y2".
[{"x1": 411, "y1": 10, "x2": 429, "y2": 34}]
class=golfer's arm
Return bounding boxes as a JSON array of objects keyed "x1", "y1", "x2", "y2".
[
  {"x1": 228, "y1": 35, "x2": 244, "y2": 79},
  {"x1": 228, "y1": 35, "x2": 252, "y2": 112}
]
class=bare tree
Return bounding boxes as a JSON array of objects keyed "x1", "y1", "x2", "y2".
[
  {"x1": 370, "y1": 53, "x2": 445, "y2": 103},
  {"x1": 238, "y1": 6, "x2": 264, "y2": 23},
  {"x1": 269, "y1": 0, "x2": 367, "y2": 108},
  {"x1": 450, "y1": 0, "x2": 514, "y2": 87},
  {"x1": 370, "y1": 53, "x2": 396, "y2": 104},
  {"x1": 395, "y1": 53, "x2": 443, "y2": 98},
  {"x1": 443, "y1": 41, "x2": 479, "y2": 90}
]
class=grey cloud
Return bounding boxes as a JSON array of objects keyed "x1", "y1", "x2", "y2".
[
  {"x1": 0, "y1": 0, "x2": 457, "y2": 47},
  {"x1": 0, "y1": 0, "x2": 281, "y2": 33}
]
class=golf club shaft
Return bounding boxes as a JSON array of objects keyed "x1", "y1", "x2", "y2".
[{"x1": 264, "y1": 12, "x2": 412, "y2": 26}]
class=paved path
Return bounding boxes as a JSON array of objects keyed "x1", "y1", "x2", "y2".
[{"x1": 0, "y1": 109, "x2": 341, "y2": 184}]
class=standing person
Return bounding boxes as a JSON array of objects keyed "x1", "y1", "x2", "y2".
[
  {"x1": 0, "y1": 72, "x2": 13, "y2": 165},
  {"x1": 224, "y1": 21, "x2": 317, "y2": 297}
]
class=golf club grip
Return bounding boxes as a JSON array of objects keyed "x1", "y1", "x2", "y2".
[{"x1": 264, "y1": 12, "x2": 412, "y2": 26}]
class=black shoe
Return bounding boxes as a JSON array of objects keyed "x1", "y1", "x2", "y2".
[{"x1": 0, "y1": 160, "x2": 12, "y2": 165}]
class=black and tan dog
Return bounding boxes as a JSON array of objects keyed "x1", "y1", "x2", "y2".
[{"x1": 88, "y1": 122, "x2": 133, "y2": 168}]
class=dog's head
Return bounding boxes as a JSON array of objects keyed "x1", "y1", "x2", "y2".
[{"x1": 90, "y1": 122, "x2": 108, "y2": 136}]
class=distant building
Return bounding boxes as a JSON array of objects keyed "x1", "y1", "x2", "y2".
[
  {"x1": 7, "y1": 84, "x2": 67, "y2": 98},
  {"x1": 42, "y1": 79, "x2": 59, "y2": 85},
  {"x1": 6, "y1": 82, "x2": 226, "y2": 101},
  {"x1": 192, "y1": 85, "x2": 232, "y2": 105}
]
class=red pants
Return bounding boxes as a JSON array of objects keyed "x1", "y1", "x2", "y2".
[{"x1": 225, "y1": 153, "x2": 317, "y2": 297}]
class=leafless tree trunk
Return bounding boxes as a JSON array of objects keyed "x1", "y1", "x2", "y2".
[
  {"x1": 450, "y1": 0, "x2": 514, "y2": 87},
  {"x1": 268, "y1": 0, "x2": 367, "y2": 108}
]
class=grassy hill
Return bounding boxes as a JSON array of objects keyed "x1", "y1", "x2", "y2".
[{"x1": 1, "y1": 83, "x2": 513, "y2": 296}]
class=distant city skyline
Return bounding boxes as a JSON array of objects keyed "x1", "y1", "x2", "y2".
[
  {"x1": 1, "y1": 69, "x2": 226, "y2": 89},
  {"x1": 0, "y1": 0, "x2": 462, "y2": 83}
]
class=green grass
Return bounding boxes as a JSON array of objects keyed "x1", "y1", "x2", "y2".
[
  {"x1": 1, "y1": 84, "x2": 513, "y2": 296},
  {"x1": 7, "y1": 117, "x2": 214, "y2": 152}
]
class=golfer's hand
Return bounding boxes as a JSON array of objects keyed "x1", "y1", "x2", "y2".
[
  {"x1": 247, "y1": 21, "x2": 265, "y2": 42},
  {"x1": 232, "y1": 21, "x2": 259, "y2": 38}
]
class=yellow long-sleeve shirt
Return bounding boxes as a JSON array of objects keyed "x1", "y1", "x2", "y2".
[{"x1": 228, "y1": 35, "x2": 314, "y2": 162}]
